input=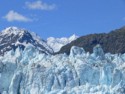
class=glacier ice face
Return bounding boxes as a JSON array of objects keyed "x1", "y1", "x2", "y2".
[{"x1": 0, "y1": 45, "x2": 125, "y2": 94}]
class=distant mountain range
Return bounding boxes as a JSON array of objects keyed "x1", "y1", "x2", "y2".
[
  {"x1": 0, "y1": 27, "x2": 78, "y2": 55},
  {"x1": 58, "y1": 26, "x2": 125, "y2": 54},
  {"x1": 1, "y1": 26, "x2": 125, "y2": 56}
]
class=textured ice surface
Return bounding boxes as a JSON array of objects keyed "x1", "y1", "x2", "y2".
[{"x1": 0, "y1": 44, "x2": 125, "y2": 94}]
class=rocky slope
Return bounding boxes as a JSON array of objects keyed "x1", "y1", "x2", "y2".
[{"x1": 58, "y1": 26, "x2": 125, "y2": 55}]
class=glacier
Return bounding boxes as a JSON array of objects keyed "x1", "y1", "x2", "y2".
[{"x1": 0, "y1": 44, "x2": 125, "y2": 94}]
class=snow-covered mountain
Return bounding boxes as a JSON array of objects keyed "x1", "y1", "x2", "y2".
[
  {"x1": 0, "y1": 27, "x2": 53, "y2": 55},
  {"x1": 47, "y1": 34, "x2": 78, "y2": 52}
]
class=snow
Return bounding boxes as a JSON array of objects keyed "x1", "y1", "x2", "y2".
[
  {"x1": 0, "y1": 44, "x2": 125, "y2": 94},
  {"x1": 47, "y1": 34, "x2": 78, "y2": 52},
  {"x1": 1, "y1": 27, "x2": 26, "y2": 35}
]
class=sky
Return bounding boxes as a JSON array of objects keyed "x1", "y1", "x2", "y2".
[{"x1": 0, "y1": 0, "x2": 125, "y2": 39}]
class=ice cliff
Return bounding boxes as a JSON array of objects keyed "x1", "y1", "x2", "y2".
[{"x1": 0, "y1": 44, "x2": 125, "y2": 94}]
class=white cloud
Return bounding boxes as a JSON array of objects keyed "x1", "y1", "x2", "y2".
[
  {"x1": 25, "y1": 1, "x2": 56, "y2": 11},
  {"x1": 3, "y1": 10, "x2": 32, "y2": 22}
]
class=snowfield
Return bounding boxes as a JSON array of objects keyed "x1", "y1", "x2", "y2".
[{"x1": 0, "y1": 44, "x2": 125, "y2": 94}]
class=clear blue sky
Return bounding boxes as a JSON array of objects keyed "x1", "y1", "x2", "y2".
[{"x1": 0, "y1": 0, "x2": 125, "y2": 39}]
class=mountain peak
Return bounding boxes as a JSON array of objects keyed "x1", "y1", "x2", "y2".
[
  {"x1": 69, "y1": 34, "x2": 78, "y2": 41},
  {"x1": 0, "y1": 27, "x2": 53, "y2": 55},
  {"x1": 2, "y1": 27, "x2": 27, "y2": 35}
]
